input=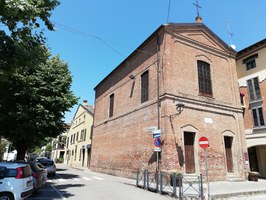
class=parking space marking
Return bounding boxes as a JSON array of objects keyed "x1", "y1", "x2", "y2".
[
  {"x1": 92, "y1": 176, "x2": 104, "y2": 180},
  {"x1": 82, "y1": 177, "x2": 92, "y2": 181},
  {"x1": 57, "y1": 178, "x2": 67, "y2": 182}
]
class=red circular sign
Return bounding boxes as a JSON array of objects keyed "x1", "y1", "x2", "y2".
[{"x1": 199, "y1": 137, "x2": 209, "y2": 149}]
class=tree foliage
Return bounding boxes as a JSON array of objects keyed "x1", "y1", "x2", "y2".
[
  {"x1": 0, "y1": 0, "x2": 78, "y2": 160},
  {"x1": 0, "y1": 0, "x2": 60, "y2": 40},
  {"x1": 0, "y1": 49, "x2": 77, "y2": 159}
]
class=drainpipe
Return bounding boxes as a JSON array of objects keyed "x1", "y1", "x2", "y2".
[{"x1": 156, "y1": 34, "x2": 161, "y2": 172}]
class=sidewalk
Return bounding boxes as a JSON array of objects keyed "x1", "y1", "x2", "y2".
[
  {"x1": 208, "y1": 179, "x2": 266, "y2": 199},
  {"x1": 65, "y1": 164, "x2": 266, "y2": 199}
]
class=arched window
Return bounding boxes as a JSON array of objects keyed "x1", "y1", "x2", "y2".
[{"x1": 197, "y1": 61, "x2": 212, "y2": 96}]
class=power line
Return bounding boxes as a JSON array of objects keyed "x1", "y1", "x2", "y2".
[
  {"x1": 51, "y1": 21, "x2": 126, "y2": 58},
  {"x1": 51, "y1": 21, "x2": 154, "y2": 58}
]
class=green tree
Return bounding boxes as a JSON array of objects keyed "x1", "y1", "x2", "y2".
[
  {"x1": 0, "y1": 0, "x2": 60, "y2": 39},
  {"x1": 45, "y1": 143, "x2": 52, "y2": 158},
  {"x1": 0, "y1": 50, "x2": 78, "y2": 160}
]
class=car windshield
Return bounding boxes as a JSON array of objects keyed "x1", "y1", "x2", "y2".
[{"x1": 38, "y1": 160, "x2": 54, "y2": 166}]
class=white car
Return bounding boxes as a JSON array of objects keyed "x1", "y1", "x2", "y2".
[{"x1": 0, "y1": 162, "x2": 34, "y2": 200}]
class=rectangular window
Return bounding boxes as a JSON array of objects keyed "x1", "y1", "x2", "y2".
[
  {"x1": 79, "y1": 148, "x2": 82, "y2": 161},
  {"x1": 80, "y1": 130, "x2": 84, "y2": 141},
  {"x1": 109, "y1": 93, "x2": 114, "y2": 117},
  {"x1": 76, "y1": 132, "x2": 79, "y2": 142},
  {"x1": 243, "y1": 54, "x2": 258, "y2": 71},
  {"x1": 74, "y1": 146, "x2": 77, "y2": 161},
  {"x1": 240, "y1": 94, "x2": 245, "y2": 106},
  {"x1": 141, "y1": 71, "x2": 149, "y2": 103},
  {"x1": 90, "y1": 126, "x2": 93, "y2": 139},
  {"x1": 66, "y1": 137, "x2": 69, "y2": 148},
  {"x1": 252, "y1": 107, "x2": 265, "y2": 127},
  {"x1": 247, "y1": 77, "x2": 261, "y2": 102},
  {"x1": 84, "y1": 129, "x2": 87, "y2": 141},
  {"x1": 197, "y1": 61, "x2": 212, "y2": 96}
]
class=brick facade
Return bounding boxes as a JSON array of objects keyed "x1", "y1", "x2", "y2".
[{"x1": 91, "y1": 23, "x2": 248, "y2": 181}]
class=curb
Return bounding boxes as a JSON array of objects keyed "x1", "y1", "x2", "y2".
[{"x1": 210, "y1": 190, "x2": 266, "y2": 199}]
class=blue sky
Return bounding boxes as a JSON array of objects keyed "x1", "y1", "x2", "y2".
[{"x1": 44, "y1": 1, "x2": 266, "y2": 123}]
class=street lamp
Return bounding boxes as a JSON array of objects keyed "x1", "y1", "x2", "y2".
[{"x1": 175, "y1": 101, "x2": 185, "y2": 114}]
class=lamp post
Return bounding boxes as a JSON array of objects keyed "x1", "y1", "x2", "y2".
[{"x1": 175, "y1": 101, "x2": 185, "y2": 114}]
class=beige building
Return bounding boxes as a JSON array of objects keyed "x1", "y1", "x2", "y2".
[
  {"x1": 51, "y1": 123, "x2": 70, "y2": 162},
  {"x1": 237, "y1": 38, "x2": 266, "y2": 178},
  {"x1": 65, "y1": 100, "x2": 94, "y2": 168},
  {"x1": 91, "y1": 18, "x2": 248, "y2": 181}
]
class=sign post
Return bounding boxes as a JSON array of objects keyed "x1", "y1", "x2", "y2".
[{"x1": 199, "y1": 137, "x2": 210, "y2": 200}]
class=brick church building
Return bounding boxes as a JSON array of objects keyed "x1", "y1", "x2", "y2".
[{"x1": 90, "y1": 18, "x2": 249, "y2": 181}]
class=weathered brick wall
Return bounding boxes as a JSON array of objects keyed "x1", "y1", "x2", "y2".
[{"x1": 91, "y1": 24, "x2": 247, "y2": 181}]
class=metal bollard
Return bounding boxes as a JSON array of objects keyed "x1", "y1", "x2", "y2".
[
  {"x1": 160, "y1": 172, "x2": 163, "y2": 194},
  {"x1": 179, "y1": 174, "x2": 183, "y2": 199},
  {"x1": 136, "y1": 170, "x2": 139, "y2": 187},
  {"x1": 173, "y1": 173, "x2": 177, "y2": 197},
  {"x1": 155, "y1": 170, "x2": 159, "y2": 193},
  {"x1": 146, "y1": 170, "x2": 149, "y2": 191},
  {"x1": 144, "y1": 170, "x2": 147, "y2": 189}
]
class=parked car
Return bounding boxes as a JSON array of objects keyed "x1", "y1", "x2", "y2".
[
  {"x1": 36, "y1": 158, "x2": 56, "y2": 177},
  {"x1": 0, "y1": 162, "x2": 33, "y2": 200},
  {"x1": 15, "y1": 161, "x2": 47, "y2": 190},
  {"x1": 36, "y1": 162, "x2": 48, "y2": 178}
]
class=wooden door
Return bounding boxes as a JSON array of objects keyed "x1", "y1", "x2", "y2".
[
  {"x1": 224, "y1": 136, "x2": 234, "y2": 173},
  {"x1": 184, "y1": 132, "x2": 195, "y2": 173}
]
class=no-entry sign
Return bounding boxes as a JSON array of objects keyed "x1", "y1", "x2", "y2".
[{"x1": 199, "y1": 136, "x2": 209, "y2": 149}]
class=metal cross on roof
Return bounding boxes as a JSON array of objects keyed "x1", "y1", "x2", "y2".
[{"x1": 193, "y1": 0, "x2": 202, "y2": 17}]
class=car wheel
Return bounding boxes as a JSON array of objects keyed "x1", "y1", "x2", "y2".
[{"x1": 0, "y1": 192, "x2": 14, "y2": 200}]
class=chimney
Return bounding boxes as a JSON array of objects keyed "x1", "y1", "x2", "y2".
[
  {"x1": 195, "y1": 16, "x2": 202, "y2": 23},
  {"x1": 83, "y1": 100, "x2": 88, "y2": 106}
]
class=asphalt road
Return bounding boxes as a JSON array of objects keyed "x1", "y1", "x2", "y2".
[{"x1": 28, "y1": 164, "x2": 172, "y2": 200}]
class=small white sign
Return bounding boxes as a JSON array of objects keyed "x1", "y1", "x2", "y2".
[
  {"x1": 204, "y1": 117, "x2": 213, "y2": 124},
  {"x1": 153, "y1": 130, "x2": 161, "y2": 134},
  {"x1": 154, "y1": 147, "x2": 161, "y2": 152},
  {"x1": 148, "y1": 126, "x2": 157, "y2": 131}
]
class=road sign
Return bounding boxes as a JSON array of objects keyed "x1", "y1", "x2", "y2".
[
  {"x1": 199, "y1": 137, "x2": 209, "y2": 149},
  {"x1": 154, "y1": 147, "x2": 161, "y2": 152},
  {"x1": 154, "y1": 138, "x2": 161, "y2": 147},
  {"x1": 153, "y1": 133, "x2": 160, "y2": 138}
]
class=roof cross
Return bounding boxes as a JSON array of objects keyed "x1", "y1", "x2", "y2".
[{"x1": 193, "y1": 0, "x2": 202, "y2": 17}]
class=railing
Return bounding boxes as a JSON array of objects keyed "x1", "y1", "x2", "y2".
[{"x1": 136, "y1": 170, "x2": 204, "y2": 199}]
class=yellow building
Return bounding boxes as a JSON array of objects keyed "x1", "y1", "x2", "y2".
[
  {"x1": 236, "y1": 38, "x2": 266, "y2": 178},
  {"x1": 65, "y1": 100, "x2": 94, "y2": 169}
]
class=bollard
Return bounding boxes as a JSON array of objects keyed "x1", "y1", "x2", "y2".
[
  {"x1": 136, "y1": 171, "x2": 139, "y2": 187},
  {"x1": 146, "y1": 170, "x2": 149, "y2": 191},
  {"x1": 173, "y1": 173, "x2": 177, "y2": 197},
  {"x1": 144, "y1": 170, "x2": 147, "y2": 189},
  {"x1": 200, "y1": 174, "x2": 204, "y2": 200},
  {"x1": 179, "y1": 174, "x2": 183, "y2": 199},
  {"x1": 156, "y1": 170, "x2": 159, "y2": 193},
  {"x1": 160, "y1": 172, "x2": 163, "y2": 194}
]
